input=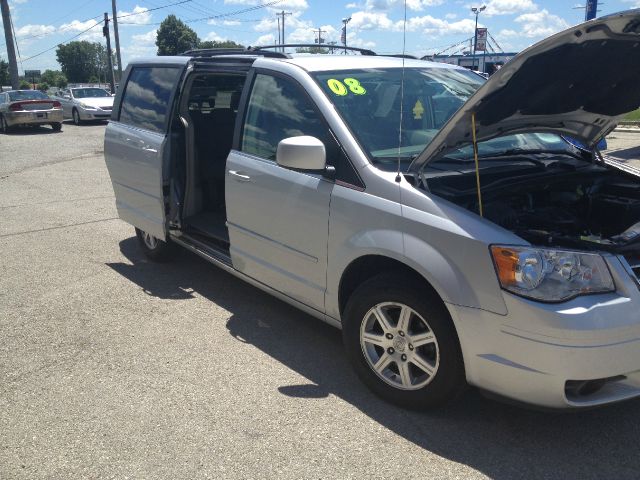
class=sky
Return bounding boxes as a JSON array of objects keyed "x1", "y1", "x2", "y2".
[{"x1": 1, "y1": 0, "x2": 639, "y2": 74}]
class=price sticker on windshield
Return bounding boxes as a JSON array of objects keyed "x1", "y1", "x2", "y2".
[{"x1": 327, "y1": 78, "x2": 367, "y2": 96}]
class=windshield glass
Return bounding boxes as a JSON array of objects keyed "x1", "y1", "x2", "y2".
[
  {"x1": 432, "y1": 133, "x2": 575, "y2": 165},
  {"x1": 313, "y1": 67, "x2": 484, "y2": 171},
  {"x1": 72, "y1": 88, "x2": 110, "y2": 98},
  {"x1": 8, "y1": 90, "x2": 49, "y2": 101}
]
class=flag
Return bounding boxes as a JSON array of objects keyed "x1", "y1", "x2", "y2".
[{"x1": 341, "y1": 25, "x2": 346, "y2": 45}]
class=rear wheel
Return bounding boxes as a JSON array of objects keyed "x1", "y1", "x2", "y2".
[
  {"x1": 342, "y1": 273, "x2": 465, "y2": 410},
  {"x1": 135, "y1": 228, "x2": 178, "y2": 262},
  {"x1": 72, "y1": 108, "x2": 82, "y2": 126},
  {"x1": 51, "y1": 122, "x2": 62, "y2": 131}
]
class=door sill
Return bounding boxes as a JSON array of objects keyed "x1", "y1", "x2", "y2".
[{"x1": 171, "y1": 231, "x2": 232, "y2": 266}]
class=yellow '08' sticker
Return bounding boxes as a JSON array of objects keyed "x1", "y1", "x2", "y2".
[{"x1": 327, "y1": 78, "x2": 367, "y2": 96}]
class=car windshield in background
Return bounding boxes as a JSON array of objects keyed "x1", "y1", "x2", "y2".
[
  {"x1": 72, "y1": 88, "x2": 111, "y2": 98},
  {"x1": 313, "y1": 67, "x2": 484, "y2": 172},
  {"x1": 8, "y1": 90, "x2": 49, "y2": 101}
]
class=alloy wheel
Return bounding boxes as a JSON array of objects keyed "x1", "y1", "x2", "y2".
[
  {"x1": 360, "y1": 302, "x2": 440, "y2": 390},
  {"x1": 142, "y1": 231, "x2": 159, "y2": 250}
]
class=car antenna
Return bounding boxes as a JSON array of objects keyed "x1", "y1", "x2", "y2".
[
  {"x1": 395, "y1": 0, "x2": 408, "y2": 183},
  {"x1": 471, "y1": 111, "x2": 484, "y2": 217}
]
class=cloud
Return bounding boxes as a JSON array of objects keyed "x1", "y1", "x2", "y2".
[
  {"x1": 514, "y1": 9, "x2": 569, "y2": 37},
  {"x1": 350, "y1": 11, "x2": 394, "y2": 30},
  {"x1": 59, "y1": 18, "x2": 103, "y2": 41},
  {"x1": 346, "y1": 2, "x2": 358, "y2": 7},
  {"x1": 400, "y1": 15, "x2": 477, "y2": 35},
  {"x1": 444, "y1": 13, "x2": 457, "y2": 19},
  {"x1": 484, "y1": 0, "x2": 538, "y2": 16},
  {"x1": 131, "y1": 29, "x2": 157, "y2": 45},
  {"x1": 203, "y1": 31, "x2": 226, "y2": 42},
  {"x1": 117, "y1": 5, "x2": 152, "y2": 26},
  {"x1": 364, "y1": 0, "x2": 443, "y2": 10},
  {"x1": 254, "y1": 33, "x2": 276, "y2": 45},
  {"x1": 15, "y1": 24, "x2": 55, "y2": 37},
  {"x1": 254, "y1": 11, "x2": 311, "y2": 32}
]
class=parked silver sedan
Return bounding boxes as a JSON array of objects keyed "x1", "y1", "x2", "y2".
[
  {"x1": 58, "y1": 87, "x2": 114, "y2": 125},
  {"x1": 0, "y1": 90, "x2": 63, "y2": 133}
]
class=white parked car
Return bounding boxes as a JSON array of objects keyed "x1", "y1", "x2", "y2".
[{"x1": 58, "y1": 87, "x2": 114, "y2": 125}]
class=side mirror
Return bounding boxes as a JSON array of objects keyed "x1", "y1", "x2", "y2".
[{"x1": 276, "y1": 136, "x2": 326, "y2": 171}]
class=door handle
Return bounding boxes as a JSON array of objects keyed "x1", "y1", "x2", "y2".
[{"x1": 228, "y1": 170, "x2": 251, "y2": 181}]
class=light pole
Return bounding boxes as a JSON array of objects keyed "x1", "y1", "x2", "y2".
[
  {"x1": 471, "y1": 5, "x2": 486, "y2": 71},
  {"x1": 342, "y1": 17, "x2": 351, "y2": 54}
]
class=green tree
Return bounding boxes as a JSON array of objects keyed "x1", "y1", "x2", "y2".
[
  {"x1": 40, "y1": 69, "x2": 68, "y2": 88},
  {"x1": 19, "y1": 80, "x2": 31, "y2": 89},
  {"x1": 156, "y1": 15, "x2": 199, "y2": 55},
  {"x1": 0, "y1": 59, "x2": 9, "y2": 86},
  {"x1": 295, "y1": 46, "x2": 330, "y2": 54},
  {"x1": 198, "y1": 39, "x2": 244, "y2": 49},
  {"x1": 37, "y1": 82, "x2": 50, "y2": 92},
  {"x1": 56, "y1": 41, "x2": 110, "y2": 83}
]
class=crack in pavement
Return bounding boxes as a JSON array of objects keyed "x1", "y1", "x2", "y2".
[{"x1": 0, "y1": 217, "x2": 120, "y2": 238}]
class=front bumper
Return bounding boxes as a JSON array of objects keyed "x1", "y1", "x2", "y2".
[
  {"x1": 77, "y1": 107, "x2": 112, "y2": 120},
  {"x1": 449, "y1": 255, "x2": 640, "y2": 409},
  {"x1": 5, "y1": 109, "x2": 63, "y2": 126}
]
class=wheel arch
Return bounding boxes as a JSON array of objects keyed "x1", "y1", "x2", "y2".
[{"x1": 338, "y1": 254, "x2": 447, "y2": 318}]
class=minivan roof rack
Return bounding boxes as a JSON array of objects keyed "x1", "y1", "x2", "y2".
[
  {"x1": 181, "y1": 47, "x2": 290, "y2": 59},
  {"x1": 383, "y1": 54, "x2": 418, "y2": 59},
  {"x1": 249, "y1": 44, "x2": 377, "y2": 56}
]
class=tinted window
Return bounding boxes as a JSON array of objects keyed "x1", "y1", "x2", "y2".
[
  {"x1": 8, "y1": 90, "x2": 49, "y2": 101},
  {"x1": 73, "y1": 88, "x2": 111, "y2": 98},
  {"x1": 119, "y1": 67, "x2": 181, "y2": 133}
]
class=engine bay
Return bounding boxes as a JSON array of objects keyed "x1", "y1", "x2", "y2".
[{"x1": 425, "y1": 158, "x2": 640, "y2": 255}]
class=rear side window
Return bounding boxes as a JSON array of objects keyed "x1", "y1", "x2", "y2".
[{"x1": 119, "y1": 67, "x2": 181, "y2": 133}]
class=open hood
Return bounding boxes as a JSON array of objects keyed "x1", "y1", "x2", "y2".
[{"x1": 409, "y1": 9, "x2": 640, "y2": 172}]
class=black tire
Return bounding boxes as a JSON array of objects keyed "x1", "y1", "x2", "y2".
[
  {"x1": 135, "y1": 227, "x2": 179, "y2": 262},
  {"x1": 342, "y1": 273, "x2": 465, "y2": 410},
  {"x1": 72, "y1": 108, "x2": 82, "y2": 126},
  {"x1": 0, "y1": 114, "x2": 10, "y2": 133},
  {"x1": 51, "y1": 122, "x2": 62, "y2": 131}
]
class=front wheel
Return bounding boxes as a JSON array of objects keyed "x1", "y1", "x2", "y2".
[
  {"x1": 72, "y1": 108, "x2": 82, "y2": 126},
  {"x1": 342, "y1": 273, "x2": 465, "y2": 410},
  {"x1": 135, "y1": 228, "x2": 178, "y2": 262}
]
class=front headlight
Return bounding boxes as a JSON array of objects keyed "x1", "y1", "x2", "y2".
[
  {"x1": 490, "y1": 245, "x2": 614, "y2": 302},
  {"x1": 78, "y1": 102, "x2": 96, "y2": 110}
]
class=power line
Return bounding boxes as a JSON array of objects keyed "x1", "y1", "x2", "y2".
[
  {"x1": 20, "y1": 20, "x2": 102, "y2": 63},
  {"x1": 120, "y1": 0, "x2": 283, "y2": 26}
]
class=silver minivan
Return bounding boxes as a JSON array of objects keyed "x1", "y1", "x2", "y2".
[{"x1": 105, "y1": 10, "x2": 640, "y2": 410}]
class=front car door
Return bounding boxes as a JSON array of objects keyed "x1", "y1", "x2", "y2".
[
  {"x1": 225, "y1": 71, "x2": 335, "y2": 311},
  {"x1": 104, "y1": 63, "x2": 184, "y2": 239}
]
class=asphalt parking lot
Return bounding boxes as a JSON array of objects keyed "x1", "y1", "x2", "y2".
[{"x1": 2, "y1": 122, "x2": 640, "y2": 479}]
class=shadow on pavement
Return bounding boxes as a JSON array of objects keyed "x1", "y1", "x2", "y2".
[
  {"x1": 3, "y1": 125, "x2": 61, "y2": 135},
  {"x1": 108, "y1": 236, "x2": 640, "y2": 480}
]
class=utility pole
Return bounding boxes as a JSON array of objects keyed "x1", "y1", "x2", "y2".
[
  {"x1": 276, "y1": 11, "x2": 291, "y2": 52},
  {"x1": 276, "y1": 16, "x2": 281, "y2": 47},
  {"x1": 111, "y1": 0, "x2": 123, "y2": 82},
  {"x1": 103, "y1": 13, "x2": 116, "y2": 94},
  {"x1": 312, "y1": 27, "x2": 326, "y2": 45},
  {"x1": 0, "y1": 0, "x2": 19, "y2": 89}
]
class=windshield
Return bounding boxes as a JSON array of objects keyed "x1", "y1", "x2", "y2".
[
  {"x1": 313, "y1": 67, "x2": 484, "y2": 171},
  {"x1": 431, "y1": 133, "x2": 576, "y2": 165},
  {"x1": 72, "y1": 88, "x2": 111, "y2": 98},
  {"x1": 8, "y1": 90, "x2": 49, "y2": 101}
]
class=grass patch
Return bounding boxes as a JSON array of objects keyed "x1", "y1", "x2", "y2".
[{"x1": 624, "y1": 109, "x2": 640, "y2": 122}]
